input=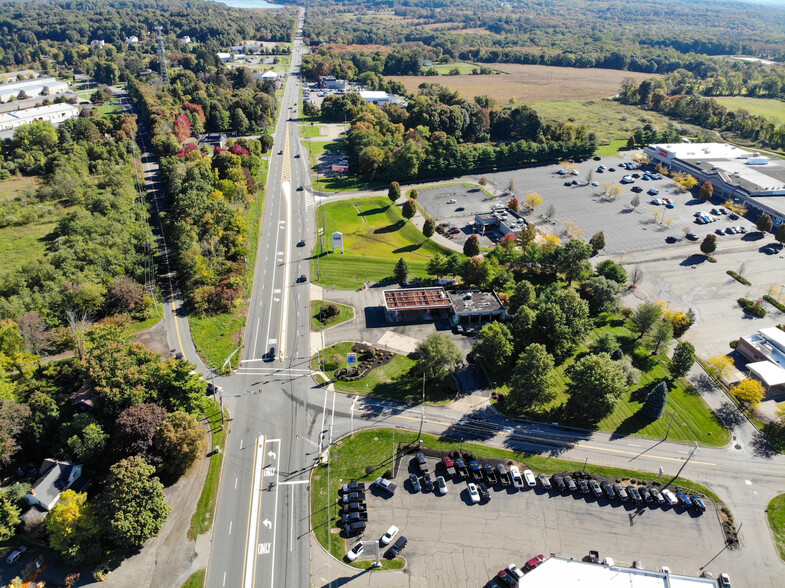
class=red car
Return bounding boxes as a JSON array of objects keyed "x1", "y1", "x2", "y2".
[
  {"x1": 524, "y1": 554, "x2": 546, "y2": 571},
  {"x1": 448, "y1": 227, "x2": 460, "y2": 234}
]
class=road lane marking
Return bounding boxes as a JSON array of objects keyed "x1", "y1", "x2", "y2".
[
  {"x1": 242, "y1": 435, "x2": 265, "y2": 588},
  {"x1": 235, "y1": 477, "x2": 238, "y2": 490},
  {"x1": 280, "y1": 479, "x2": 309, "y2": 485},
  {"x1": 279, "y1": 180, "x2": 292, "y2": 363},
  {"x1": 268, "y1": 438, "x2": 282, "y2": 588},
  {"x1": 229, "y1": 520, "x2": 232, "y2": 535}
]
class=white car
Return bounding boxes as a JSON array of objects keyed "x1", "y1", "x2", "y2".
[
  {"x1": 381, "y1": 525, "x2": 399, "y2": 545},
  {"x1": 446, "y1": 199, "x2": 457, "y2": 204},
  {"x1": 661, "y1": 489, "x2": 678, "y2": 506},
  {"x1": 591, "y1": 181, "x2": 599, "y2": 186},
  {"x1": 523, "y1": 469, "x2": 536, "y2": 487},
  {"x1": 436, "y1": 475, "x2": 448, "y2": 494},
  {"x1": 719, "y1": 572, "x2": 731, "y2": 587},
  {"x1": 509, "y1": 466, "x2": 524, "y2": 489},
  {"x1": 660, "y1": 566, "x2": 671, "y2": 574},
  {"x1": 570, "y1": 169, "x2": 579, "y2": 175},
  {"x1": 346, "y1": 541, "x2": 363, "y2": 562},
  {"x1": 467, "y1": 482, "x2": 480, "y2": 503},
  {"x1": 507, "y1": 563, "x2": 524, "y2": 579}
]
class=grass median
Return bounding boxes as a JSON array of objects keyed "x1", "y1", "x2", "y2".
[
  {"x1": 768, "y1": 493, "x2": 785, "y2": 562},
  {"x1": 311, "y1": 300, "x2": 355, "y2": 331},
  {"x1": 311, "y1": 428, "x2": 723, "y2": 568}
]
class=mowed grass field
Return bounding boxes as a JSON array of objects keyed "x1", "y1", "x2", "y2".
[
  {"x1": 387, "y1": 63, "x2": 661, "y2": 103},
  {"x1": 712, "y1": 96, "x2": 785, "y2": 125},
  {"x1": 312, "y1": 197, "x2": 458, "y2": 289},
  {"x1": 0, "y1": 176, "x2": 58, "y2": 272},
  {"x1": 421, "y1": 62, "x2": 501, "y2": 75}
]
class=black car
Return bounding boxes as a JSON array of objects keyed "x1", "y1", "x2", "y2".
[
  {"x1": 341, "y1": 482, "x2": 365, "y2": 494},
  {"x1": 416, "y1": 452, "x2": 429, "y2": 474},
  {"x1": 665, "y1": 235, "x2": 679, "y2": 243},
  {"x1": 627, "y1": 486, "x2": 642, "y2": 504},
  {"x1": 344, "y1": 521, "x2": 366, "y2": 537},
  {"x1": 497, "y1": 569, "x2": 519, "y2": 588},
  {"x1": 264, "y1": 347, "x2": 276, "y2": 362},
  {"x1": 341, "y1": 491, "x2": 365, "y2": 504},
  {"x1": 685, "y1": 233, "x2": 698, "y2": 241},
  {"x1": 608, "y1": 167, "x2": 616, "y2": 172},
  {"x1": 478, "y1": 482, "x2": 492, "y2": 502},
  {"x1": 294, "y1": 153, "x2": 300, "y2": 158},
  {"x1": 342, "y1": 501, "x2": 367, "y2": 513},
  {"x1": 297, "y1": 239, "x2": 305, "y2": 247},
  {"x1": 593, "y1": 156, "x2": 602, "y2": 161},
  {"x1": 483, "y1": 464, "x2": 498, "y2": 485},
  {"x1": 386, "y1": 535, "x2": 408, "y2": 558},
  {"x1": 601, "y1": 480, "x2": 615, "y2": 500},
  {"x1": 762, "y1": 246, "x2": 777, "y2": 255},
  {"x1": 408, "y1": 473, "x2": 421, "y2": 493},
  {"x1": 729, "y1": 213, "x2": 739, "y2": 220},
  {"x1": 296, "y1": 185, "x2": 304, "y2": 191},
  {"x1": 631, "y1": 186, "x2": 643, "y2": 193},
  {"x1": 455, "y1": 459, "x2": 469, "y2": 479},
  {"x1": 340, "y1": 511, "x2": 368, "y2": 524},
  {"x1": 564, "y1": 181, "x2": 572, "y2": 186},
  {"x1": 578, "y1": 479, "x2": 590, "y2": 495},
  {"x1": 552, "y1": 474, "x2": 567, "y2": 492},
  {"x1": 422, "y1": 473, "x2": 434, "y2": 492},
  {"x1": 639, "y1": 487, "x2": 653, "y2": 503},
  {"x1": 455, "y1": 207, "x2": 465, "y2": 212}
]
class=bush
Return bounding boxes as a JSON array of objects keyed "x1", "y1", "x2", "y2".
[
  {"x1": 729, "y1": 339, "x2": 738, "y2": 349},
  {"x1": 726, "y1": 270, "x2": 751, "y2": 286},
  {"x1": 738, "y1": 297, "x2": 767, "y2": 317},
  {"x1": 763, "y1": 295, "x2": 785, "y2": 313}
]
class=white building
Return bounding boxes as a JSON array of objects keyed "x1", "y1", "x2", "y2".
[
  {"x1": 645, "y1": 142, "x2": 785, "y2": 227},
  {"x1": 125, "y1": 35, "x2": 139, "y2": 44},
  {"x1": 90, "y1": 40, "x2": 105, "y2": 47},
  {"x1": 0, "y1": 70, "x2": 38, "y2": 83},
  {"x1": 358, "y1": 90, "x2": 396, "y2": 105},
  {"x1": 179, "y1": 36, "x2": 192, "y2": 44},
  {"x1": 256, "y1": 70, "x2": 278, "y2": 81},
  {"x1": 0, "y1": 103, "x2": 80, "y2": 134},
  {"x1": 216, "y1": 52, "x2": 232, "y2": 63},
  {"x1": 0, "y1": 77, "x2": 68, "y2": 104}
]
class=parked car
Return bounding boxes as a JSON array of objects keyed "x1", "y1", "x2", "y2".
[
  {"x1": 422, "y1": 473, "x2": 434, "y2": 492},
  {"x1": 344, "y1": 521, "x2": 366, "y2": 537},
  {"x1": 601, "y1": 481, "x2": 615, "y2": 500},
  {"x1": 552, "y1": 474, "x2": 566, "y2": 492},
  {"x1": 497, "y1": 570, "x2": 518, "y2": 588},
  {"x1": 470, "y1": 461, "x2": 483, "y2": 481},
  {"x1": 346, "y1": 541, "x2": 364, "y2": 562},
  {"x1": 627, "y1": 486, "x2": 642, "y2": 503},
  {"x1": 483, "y1": 464, "x2": 498, "y2": 485},
  {"x1": 691, "y1": 496, "x2": 706, "y2": 512},
  {"x1": 381, "y1": 525, "x2": 399, "y2": 545},
  {"x1": 639, "y1": 487, "x2": 653, "y2": 503},
  {"x1": 686, "y1": 233, "x2": 698, "y2": 240},
  {"x1": 564, "y1": 181, "x2": 573, "y2": 186},
  {"x1": 455, "y1": 207, "x2": 465, "y2": 211},
  {"x1": 649, "y1": 487, "x2": 665, "y2": 504},
  {"x1": 648, "y1": 189, "x2": 659, "y2": 196},
  {"x1": 386, "y1": 535, "x2": 408, "y2": 558},
  {"x1": 341, "y1": 511, "x2": 368, "y2": 524},
  {"x1": 613, "y1": 482, "x2": 628, "y2": 501},
  {"x1": 651, "y1": 198, "x2": 662, "y2": 205},
  {"x1": 448, "y1": 227, "x2": 461, "y2": 235},
  {"x1": 538, "y1": 473, "x2": 552, "y2": 490},
  {"x1": 662, "y1": 488, "x2": 678, "y2": 506},
  {"x1": 589, "y1": 479, "x2": 603, "y2": 497},
  {"x1": 297, "y1": 274, "x2": 307, "y2": 283},
  {"x1": 631, "y1": 185, "x2": 643, "y2": 192},
  {"x1": 416, "y1": 452, "x2": 428, "y2": 473},
  {"x1": 467, "y1": 482, "x2": 480, "y2": 503},
  {"x1": 729, "y1": 213, "x2": 739, "y2": 220},
  {"x1": 522, "y1": 469, "x2": 536, "y2": 487},
  {"x1": 374, "y1": 477, "x2": 398, "y2": 496},
  {"x1": 341, "y1": 491, "x2": 365, "y2": 504},
  {"x1": 6, "y1": 546, "x2": 27, "y2": 565},
  {"x1": 677, "y1": 492, "x2": 692, "y2": 508},
  {"x1": 478, "y1": 482, "x2": 492, "y2": 502},
  {"x1": 510, "y1": 466, "x2": 524, "y2": 489},
  {"x1": 297, "y1": 239, "x2": 305, "y2": 247},
  {"x1": 762, "y1": 246, "x2": 778, "y2": 255},
  {"x1": 455, "y1": 458, "x2": 469, "y2": 479},
  {"x1": 340, "y1": 481, "x2": 366, "y2": 495},
  {"x1": 343, "y1": 502, "x2": 367, "y2": 513},
  {"x1": 524, "y1": 554, "x2": 547, "y2": 571},
  {"x1": 578, "y1": 479, "x2": 590, "y2": 495},
  {"x1": 737, "y1": 226, "x2": 747, "y2": 233},
  {"x1": 441, "y1": 456, "x2": 457, "y2": 477},
  {"x1": 446, "y1": 199, "x2": 457, "y2": 204},
  {"x1": 620, "y1": 175, "x2": 634, "y2": 184},
  {"x1": 719, "y1": 572, "x2": 732, "y2": 587},
  {"x1": 408, "y1": 473, "x2": 421, "y2": 493},
  {"x1": 436, "y1": 475, "x2": 448, "y2": 495},
  {"x1": 496, "y1": 464, "x2": 511, "y2": 486},
  {"x1": 564, "y1": 475, "x2": 577, "y2": 492},
  {"x1": 591, "y1": 181, "x2": 599, "y2": 186},
  {"x1": 507, "y1": 563, "x2": 524, "y2": 579}
]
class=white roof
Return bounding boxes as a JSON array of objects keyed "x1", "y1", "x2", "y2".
[
  {"x1": 359, "y1": 91, "x2": 390, "y2": 100},
  {"x1": 0, "y1": 77, "x2": 64, "y2": 95},
  {"x1": 259, "y1": 70, "x2": 278, "y2": 79},
  {"x1": 0, "y1": 103, "x2": 78, "y2": 125},
  {"x1": 760, "y1": 327, "x2": 785, "y2": 351},
  {"x1": 649, "y1": 143, "x2": 746, "y2": 160},
  {"x1": 747, "y1": 361, "x2": 785, "y2": 387},
  {"x1": 521, "y1": 558, "x2": 717, "y2": 587}
]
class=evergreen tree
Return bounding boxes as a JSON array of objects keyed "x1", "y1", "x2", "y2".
[
  {"x1": 388, "y1": 181, "x2": 401, "y2": 203},
  {"x1": 670, "y1": 341, "x2": 696, "y2": 378},
  {"x1": 401, "y1": 199, "x2": 416, "y2": 219},
  {"x1": 463, "y1": 234, "x2": 480, "y2": 257},
  {"x1": 394, "y1": 258, "x2": 409, "y2": 285},
  {"x1": 642, "y1": 381, "x2": 668, "y2": 419},
  {"x1": 422, "y1": 218, "x2": 435, "y2": 239}
]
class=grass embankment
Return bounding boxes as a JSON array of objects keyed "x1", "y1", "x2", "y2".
[
  {"x1": 311, "y1": 429, "x2": 722, "y2": 567},
  {"x1": 495, "y1": 316, "x2": 730, "y2": 447},
  {"x1": 190, "y1": 159, "x2": 268, "y2": 371},
  {"x1": 768, "y1": 494, "x2": 785, "y2": 562},
  {"x1": 310, "y1": 300, "x2": 355, "y2": 331},
  {"x1": 313, "y1": 342, "x2": 456, "y2": 403},
  {"x1": 312, "y1": 197, "x2": 459, "y2": 289},
  {"x1": 595, "y1": 140, "x2": 628, "y2": 157},
  {"x1": 180, "y1": 569, "x2": 205, "y2": 588},
  {"x1": 712, "y1": 96, "x2": 785, "y2": 126},
  {"x1": 188, "y1": 401, "x2": 229, "y2": 539}
]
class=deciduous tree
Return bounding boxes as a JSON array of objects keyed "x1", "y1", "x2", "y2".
[
  {"x1": 631, "y1": 301, "x2": 662, "y2": 338},
  {"x1": 153, "y1": 411, "x2": 205, "y2": 483},
  {"x1": 507, "y1": 197, "x2": 520, "y2": 212},
  {"x1": 412, "y1": 333, "x2": 462, "y2": 381},
  {"x1": 508, "y1": 280, "x2": 536, "y2": 314},
  {"x1": 111, "y1": 403, "x2": 168, "y2": 461},
  {"x1": 473, "y1": 322, "x2": 514, "y2": 372},
  {"x1": 732, "y1": 378, "x2": 765, "y2": 407},
  {"x1": 700, "y1": 234, "x2": 717, "y2": 258},
  {"x1": 0, "y1": 492, "x2": 20, "y2": 542},
  {"x1": 46, "y1": 490, "x2": 102, "y2": 564},
  {"x1": 567, "y1": 353, "x2": 627, "y2": 421},
  {"x1": 589, "y1": 231, "x2": 605, "y2": 254},
  {"x1": 757, "y1": 214, "x2": 773, "y2": 234},
  {"x1": 524, "y1": 192, "x2": 543, "y2": 210},
  {"x1": 580, "y1": 276, "x2": 623, "y2": 315},
  {"x1": 508, "y1": 344, "x2": 555, "y2": 409},
  {"x1": 0, "y1": 400, "x2": 30, "y2": 466},
  {"x1": 699, "y1": 181, "x2": 713, "y2": 200},
  {"x1": 706, "y1": 355, "x2": 734, "y2": 381},
  {"x1": 596, "y1": 260, "x2": 627, "y2": 284},
  {"x1": 776, "y1": 224, "x2": 785, "y2": 245}
]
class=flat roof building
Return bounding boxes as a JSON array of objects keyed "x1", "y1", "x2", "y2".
[
  {"x1": 359, "y1": 90, "x2": 396, "y2": 105},
  {"x1": 520, "y1": 557, "x2": 717, "y2": 587},
  {"x1": 383, "y1": 287, "x2": 452, "y2": 322},
  {"x1": 645, "y1": 142, "x2": 785, "y2": 226},
  {"x1": 737, "y1": 326, "x2": 785, "y2": 391},
  {"x1": 0, "y1": 103, "x2": 79, "y2": 136},
  {"x1": 0, "y1": 76, "x2": 68, "y2": 103},
  {"x1": 448, "y1": 289, "x2": 506, "y2": 323}
]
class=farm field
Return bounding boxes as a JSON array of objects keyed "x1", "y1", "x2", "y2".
[
  {"x1": 312, "y1": 197, "x2": 459, "y2": 289},
  {"x1": 712, "y1": 96, "x2": 785, "y2": 125},
  {"x1": 387, "y1": 63, "x2": 661, "y2": 103},
  {"x1": 421, "y1": 61, "x2": 501, "y2": 75}
]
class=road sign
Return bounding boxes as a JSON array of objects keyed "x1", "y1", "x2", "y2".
[{"x1": 347, "y1": 352, "x2": 357, "y2": 367}]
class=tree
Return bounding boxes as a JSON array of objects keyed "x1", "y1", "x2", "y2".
[
  {"x1": 401, "y1": 198, "x2": 416, "y2": 219},
  {"x1": 463, "y1": 234, "x2": 480, "y2": 257},
  {"x1": 534, "y1": 290, "x2": 592, "y2": 362},
  {"x1": 592, "y1": 332, "x2": 620, "y2": 355},
  {"x1": 0, "y1": 492, "x2": 20, "y2": 542},
  {"x1": 152, "y1": 411, "x2": 205, "y2": 482},
  {"x1": 732, "y1": 378, "x2": 765, "y2": 407},
  {"x1": 100, "y1": 456, "x2": 170, "y2": 548},
  {"x1": 706, "y1": 355, "x2": 734, "y2": 381},
  {"x1": 557, "y1": 239, "x2": 593, "y2": 283},
  {"x1": 445, "y1": 254, "x2": 462, "y2": 277},
  {"x1": 524, "y1": 192, "x2": 543, "y2": 210},
  {"x1": 473, "y1": 322, "x2": 514, "y2": 372},
  {"x1": 46, "y1": 490, "x2": 102, "y2": 564},
  {"x1": 0, "y1": 400, "x2": 30, "y2": 466},
  {"x1": 111, "y1": 403, "x2": 168, "y2": 461},
  {"x1": 394, "y1": 258, "x2": 409, "y2": 285},
  {"x1": 630, "y1": 265, "x2": 644, "y2": 288},
  {"x1": 757, "y1": 214, "x2": 773, "y2": 234},
  {"x1": 699, "y1": 181, "x2": 714, "y2": 200},
  {"x1": 517, "y1": 223, "x2": 537, "y2": 248},
  {"x1": 508, "y1": 280, "x2": 536, "y2": 314},
  {"x1": 426, "y1": 253, "x2": 446, "y2": 278},
  {"x1": 642, "y1": 381, "x2": 668, "y2": 419},
  {"x1": 700, "y1": 234, "x2": 717, "y2": 258},
  {"x1": 670, "y1": 341, "x2": 696, "y2": 378},
  {"x1": 580, "y1": 276, "x2": 623, "y2": 315},
  {"x1": 631, "y1": 301, "x2": 662, "y2": 338},
  {"x1": 776, "y1": 224, "x2": 785, "y2": 246},
  {"x1": 508, "y1": 344, "x2": 555, "y2": 409},
  {"x1": 67, "y1": 418, "x2": 108, "y2": 465},
  {"x1": 596, "y1": 260, "x2": 627, "y2": 284},
  {"x1": 567, "y1": 353, "x2": 627, "y2": 421},
  {"x1": 650, "y1": 319, "x2": 674, "y2": 353},
  {"x1": 16, "y1": 312, "x2": 53, "y2": 355},
  {"x1": 407, "y1": 189, "x2": 418, "y2": 200},
  {"x1": 630, "y1": 194, "x2": 641, "y2": 210},
  {"x1": 589, "y1": 231, "x2": 605, "y2": 254},
  {"x1": 507, "y1": 197, "x2": 520, "y2": 212},
  {"x1": 412, "y1": 333, "x2": 462, "y2": 381},
  {"x1": 422, "y1": 218, "x2": 435, "y2": 239}
]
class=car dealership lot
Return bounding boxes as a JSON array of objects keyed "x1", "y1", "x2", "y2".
[{"x1": 356, "y1": 455, "x2": 725, "y2": 586}]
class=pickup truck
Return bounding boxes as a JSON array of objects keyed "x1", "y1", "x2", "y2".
[
  {"x1": 340, "y1": 511, "x2": 368, "y2": 524},
  {"x1": 455, "y1": 459, "x2": 469, "y2": 479},
  {"x1": 374, "y1": 477, "x2": 398, "y2": 496},
  {"x1": 441, "y1": 456, "x2": 457, "y2": 477}
]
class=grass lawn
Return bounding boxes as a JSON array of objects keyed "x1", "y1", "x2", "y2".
[
  {"x1": 495, "y1": 316, "x2": 730, "y2": 447},
  {"x1": 299, "y1": 124, "x2": 323, "y2": 138},
  {"x1": 712, "y1": 96, "x2": 785, "y2": 126},
  {"x1": 313, "y1": 342, "x2": 456, "y2": 403},
  {"x1": 126, "y1": 314, "x2": 163, "y2": 336},
  {"x1": 96, "y1": 102, "x2": 123, "y2": 116},
  {"x1": 303, "y1": 139, "x2": 344, "y2": 167},
  {"x1": 312, "y1": 197, "x2": 460, "y2": 289},
  {"x1": 313, "y1": 175, "x2": 374, "y2": 193},
  {"x1": 421, "y1": 62, "x2": 500, "y2": 75},
  {"x1": 529, "y1": 99, "x2": 705, "y2": 146},
  {"x1": 768, "y1": 493, "x2": 785, "y2": 562},
  {"x1": 310, "y1": 300, "x2": 355, "y2": 331},
  {"x1": 595, "y1": 139, "x2": 628, "y2": 157},
  {"x1": 180, "y1": 569, "x2": 205, "y2": 588},
  {"x1": 188, "y1": 401, "x2": 229, "y2": 540},
  {"x1": 311, "y1": 428, "x2": 723, "y2": 567}
]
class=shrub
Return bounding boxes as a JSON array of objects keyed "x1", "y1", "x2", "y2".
[
  {"x1": 737, "y1": 297, "x2": 766, "y2": 317},
  {"x1": 726, "y1": 270, "x2": 750, "y2": 286},
  {"x1": 763, "y1": 295, "x2": 785, "y2": 313}
]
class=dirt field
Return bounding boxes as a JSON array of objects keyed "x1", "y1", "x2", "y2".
[{"x1": 387, "y1": 63, "x2": 661, "y2": 103}]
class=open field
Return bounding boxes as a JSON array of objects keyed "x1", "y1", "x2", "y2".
[
  {"x1": 421, "y1": 62, "x2": 501, "y2": 75},
  {"x1": 712, "y1": 96, "x2": 785, "y2": 125},
  {"x1": 312, "y1": 197, "x2": 458, "y2": 289},
  {"x1": 387, "y1": 63, "x2": 660, "y2": 103},
  {"x1": 96, "y1": 101, "x2": 124, "y2": 116}
]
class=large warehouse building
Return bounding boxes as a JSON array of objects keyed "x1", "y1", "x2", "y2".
[
  {"x1": 0, "y1": 76, "x2": 69, "y2": 103},
  {"x1": 0, "y1": 103, "x2": 80, "y2": 137},
  {"x1": 644, "y1": 142, "x2": 785, "y2": 227}
]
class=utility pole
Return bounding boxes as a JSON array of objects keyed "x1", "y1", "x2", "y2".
[
  {"x1": 418, "y1": 371, "x2": 425, "y2": 446},
  {"x1": 664, "y1": 410, "x2": 676, "y2": 440},
  {"x1": 154, "y1": 26, "x2": 169, "y2": 85}
]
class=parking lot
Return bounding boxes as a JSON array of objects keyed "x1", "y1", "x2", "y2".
[
  {"x1": 354, "y1": 454, "x2": 725, "y2": 586},
  {"x1": 416, "y1": 158, "x2": 759, "y2": 254}
]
